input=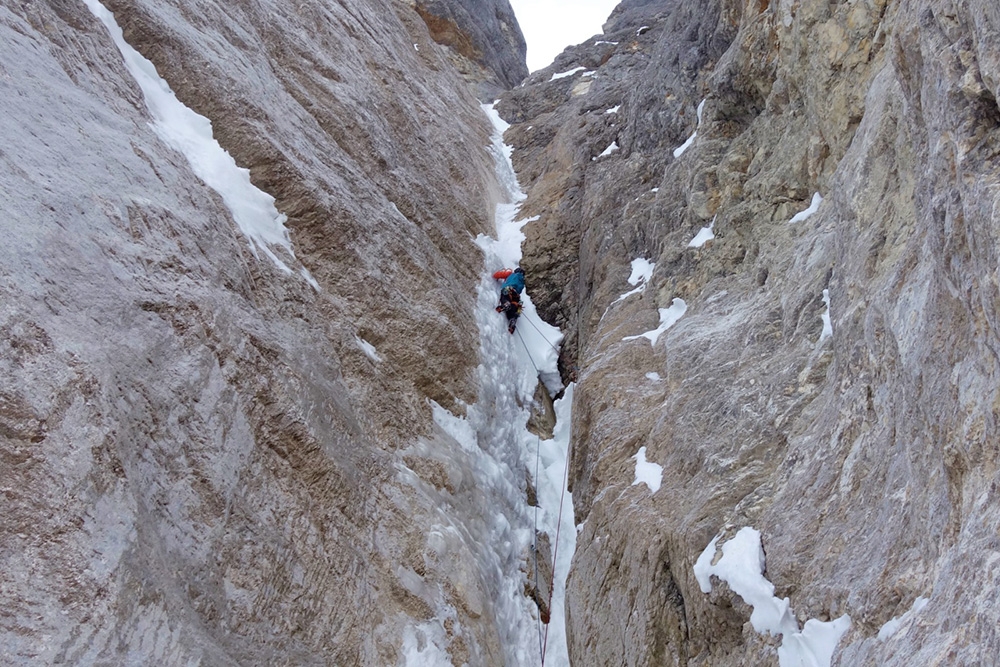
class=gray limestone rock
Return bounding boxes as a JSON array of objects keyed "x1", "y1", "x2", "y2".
[
  {"x1": 498, "y1": 0, "x2": 1000, "y2": 664},
  {"x1": 413, "y1": 0, "x2": 528, "y2": 99},
  {"x1": 0, "y1": 0, "x2": 516, "y2": 664}
]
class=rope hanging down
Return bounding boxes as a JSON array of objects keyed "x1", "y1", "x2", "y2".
[
  {"x1": 515, "y1": 328, "x2": 572, "y2": 667},
  {"x1": 521, "y1": 313, "x2": 562, "y2": 355}
]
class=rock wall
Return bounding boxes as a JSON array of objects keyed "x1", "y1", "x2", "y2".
[
  {"x1": 498, "y1": 0, "x2": 1000, "y2": 664},
  {"x1": 414, "y1": 0, "x2": 529, "y2": 99},
  {"x1": 1, "y1": 0, "x2": 525, "y2": 664}
]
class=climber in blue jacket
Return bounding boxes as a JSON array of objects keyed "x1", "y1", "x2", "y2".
[{"x1": 494, "y1": 267, "x2": 525, "y2": 334}]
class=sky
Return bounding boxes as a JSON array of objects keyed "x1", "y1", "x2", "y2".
[{"x1": 508, "y1": 0, "x2": 621, "y2": 72}]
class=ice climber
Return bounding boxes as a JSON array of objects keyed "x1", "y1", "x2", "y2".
[{"x1": 494, "y1": 267, "x2": 525, "y2": 334}]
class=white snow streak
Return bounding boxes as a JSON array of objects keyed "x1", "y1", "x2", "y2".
[
  {"x1": 593, "y1": 141, "x2": 619, "y2": 161},
  {"x1": 789, "y1": 192, "x2": 824, "y2": 223},
  {"x1": 877, "y1": 596, "x2": 929, "y2": 640},
  {"x1": 695, "y1": 528, "x2": 852, "y2": 667},
  {"x1": 819, "y1": 289, "x2": 833, "y2": 342},
  {"x1": 623, "y1": 298, "x2": 687, "y2": 345},
  {"x1": 688, "y1": 215, "x2": 717, "y2": 248},
  {"x1": 605, "y1": 105, "x2": 621, "y2": 114},
  {"x1": 673, "y1": 132, "x2": 697, "y2": 158},
  {"x1": 612, "y1": 258, "x2": 655, "y2": 304},
  {"x1": 355, "y1": 336, "x2": 382, "y2": 362},
  {"x1": 549, "y1": 67, "x2": 586, "y2": 81},
  {"x1": 673, "y1": 98, "x2": 706, "y2": 158},
  {"x1": 83, "y1": 0, "x2": 315, "y2": 288}
]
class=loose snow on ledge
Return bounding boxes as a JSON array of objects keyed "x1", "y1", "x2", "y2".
[
  {"x1": 84, "y1": 0, "x2": 315, "y2": 287},
  {"x1": 789, "y1": 192, "x2": 824, "y2": 223},
  {"x1": 623, "y1": 298, "x2": 687, "y2": 345},
  {"x1": 596, "y1": 141, "x2": 619, "y2": 158},
  {"x1": 694, "y1": 528, "x2": 852, "y2": 667},
  {"x1": 550, "y1": 67, "x2": 586, "y2": 81},
  {"x1": 631, "y1": 447, "x2": 662, "y2": 493},
  {"x1": 612, "y1": 258, "x2": 655, "y2": 304},
  {"x1": 688, "y1": 215, "x2": 716, "y2": 248}
]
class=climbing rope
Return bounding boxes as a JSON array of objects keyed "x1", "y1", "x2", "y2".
[
  {"x1": 516, "y1": 325, "x2": 539, "y2": 371},
  {"x1": 514, "y1": 327, "x2": 573, "y2": 667},
  {"x1": 532, "y1": 430, "x2": 545, "y2": 660},
  {"x1": 515, "y1": 328, "x2": 547, "y2": 659},
  {"x1": 521, "y1": 313, "x2": 562, "y2": 355}
]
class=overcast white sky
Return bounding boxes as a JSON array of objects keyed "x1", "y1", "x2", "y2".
[{"x1": 508, "y1": 0, "x2": 621, "y2": 72}]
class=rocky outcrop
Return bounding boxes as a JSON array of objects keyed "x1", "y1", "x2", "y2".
[
  {"x1": 413, "y1": 0, "x2": 528, "y2": 99},
  {"x1": 499, "y1": 0, "x2": 1000, "y2": 664},
  {"x1": 1, "y1": 0, "x2": 522, "y2": 664}
]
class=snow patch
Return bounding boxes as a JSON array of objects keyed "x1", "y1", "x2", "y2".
[
  {"x1": 819, "y1": 289, "x2": 833, "y2": 342},
  {"x1": 631, "y1": 447, "x2": 662, "y2": 493},
  {"x1": 623, "y1": 298, "x2": 687, "y2": 345},
  {"x1": 789, "y1": 192, "x2": 824, "y2": 223},
  {"x1": 550, "y1": 67, "x2": 586, "y2": 81},
  {"x1": 612, "y1": 258, "x2": 655, "y2": 304},
  {"x1": 595, "y1": 40, "x2": 619, "y2": 46},
  {"x1": 695, "y1": 528, "x2": 852, "y2": 667},
  {"x1": 627, "y1": 258, "x2": 655, "y2": 286},
  {"x1": 355, "y1": 336, "x2": 382, "y2": 362},
  {"x1": 636, "y1": 25, "x2": 651, "y2": 35},
  {"x1": 605, "y1": 105, "x2": 620, "y2": 114},
  {"x1": 878, "y1": 596, "x2": 929, "y2": 640},
  {"x1": 645, "y1": 372, "x2": 662, "y2": 382},
  {"x1": 594, "y1": 141, "x2": 619, "y2": 160},
  {"x1": 688, "y1": 215, "x2": 717, "y2": 248},
  {"x1": 83, "y1": 0, "x2": 315, "y2": 287}
]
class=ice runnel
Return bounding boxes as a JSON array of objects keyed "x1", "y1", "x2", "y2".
[{"x1": 471, "y1": 104, "x2": 575, "y2": 666}]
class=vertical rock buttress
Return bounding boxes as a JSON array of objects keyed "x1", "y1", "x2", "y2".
[
  {"x1": 498, "y1": 0, "x2": 1000, "y2": 664},
  {"x1": 1, "y1": 0, "x2": 531, "y2": 664}
]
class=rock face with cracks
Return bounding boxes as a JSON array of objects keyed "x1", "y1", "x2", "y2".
[
  {"x1": 414, "y1": 0, "x2": 529, "y2": 99},
  {"x1": 498, "y1": 0, "x2": 1000, "y2": 664},
  {"x1": 0, "y1": 0, "x2": 527, "y2": 664}
]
